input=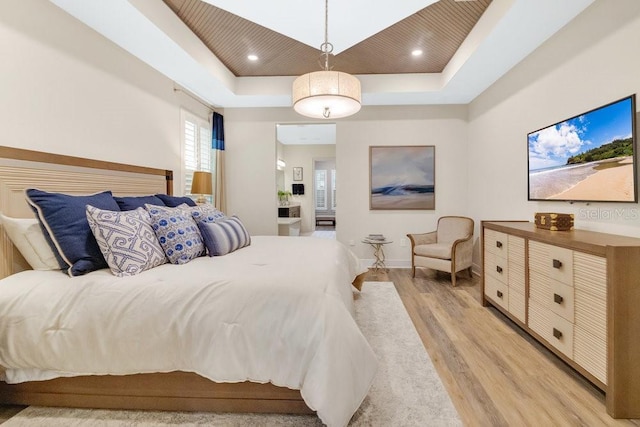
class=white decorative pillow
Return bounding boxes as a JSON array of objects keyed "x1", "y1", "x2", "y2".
[
  {"x1": 86, "y1": 206, "x2": 167, "y2": 277},
  {"x1": 145, "y1": 204, "x2": 205, "y2": 264},
  {"x1": 197, "y1": 216, "x2": 251, "y2": 256},
  {"x1": 0, "y1": 213, "x2": 59, "y2": 270}
]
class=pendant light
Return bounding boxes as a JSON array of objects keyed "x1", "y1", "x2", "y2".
[{"x1": 292, "y1": 0, "x2": 361, "y2": 119}]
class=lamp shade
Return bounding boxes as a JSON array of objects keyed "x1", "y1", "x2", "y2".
[
  {"x1": 191, "y1": 171, "x2": 212, "y2": 195},
  {"x1": 292, "y1": 70, "x2": 361, "y2": 119}
]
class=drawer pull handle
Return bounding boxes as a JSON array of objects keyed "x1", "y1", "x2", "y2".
[
  {"x1": 496, "y1": 266, "x2": 503, "y2": 274},
  {"x1": 552, "y1": 259, "x2": 563, "y2": 269},
  {"x1": 497, "y1": 290, "x2": 503, "y2": 299},
  {"x1": 554, "y1": 293, "x2": 564, "y2": 304},
  {"x1": 496, "y1": 241, "x2": 503, "y2": 248},
  {"x1": 553, "y1": 328, "x2": 563, "y2": 340}
]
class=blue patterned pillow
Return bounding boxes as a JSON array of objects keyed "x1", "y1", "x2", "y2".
[
  {"x1": 114, "y1": 195, "x2": 166, "y2": 211},
  {"x1": 86, "y1": 206, "x2": 167, "y2": 277},
  {"x1": 155, "y1": 194, "x2": 196, "y2": 207},
  {"x1": 189, "y1": 204, "x2": 226, "y2": 224},
  {"x1": 197, "y1": 216, "x2": 251, "y2": 256},
  {"x1": 25, "y1": 189, "x2": 120, "y2": 276},
  {"x1": 145, "y1": 204, "x2": 205, "y2": 264}
]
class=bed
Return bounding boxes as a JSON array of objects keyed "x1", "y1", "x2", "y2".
[{"x1": 0, "y1": 147, "x2": 376, "y2": 427}]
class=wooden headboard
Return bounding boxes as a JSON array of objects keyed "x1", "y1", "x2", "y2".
[{"x1": 0, "y1": 146, "x2": 173, "y2": 279}]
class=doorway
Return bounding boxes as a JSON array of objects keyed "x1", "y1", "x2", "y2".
[
  {"x1": 313, "y1": 158, "x2": 336, "y2": 238},
  {"x1": 275, "y1": 123, "x2": 336, "y2": 238}
]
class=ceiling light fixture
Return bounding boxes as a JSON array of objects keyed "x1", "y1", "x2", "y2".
[
  {"x1": 292, "y1": 0, "x2": 361, "y2": 119},
  {"x1": 247, "y1": 54, "x2": 258, "y2": 61},
  {"x1": 411, "y1": 49, "x2": 423, "y2": 56}
]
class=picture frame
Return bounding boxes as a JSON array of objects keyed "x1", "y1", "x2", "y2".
[
  {"x1": 369, "y1": 145, "x2": 435, "y2": 210},
  {"x1": 293, "y1": 167, "x2": 303, "y2": 181}
]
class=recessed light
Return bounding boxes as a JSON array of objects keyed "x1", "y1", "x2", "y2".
[
  {"x1": 247, "y1": 54, "x2": 258, "y2": 61},
  {"x1": 411, "y1": 49, "x2": 423, "y2": 57}
]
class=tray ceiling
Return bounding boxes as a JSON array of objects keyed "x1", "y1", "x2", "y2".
[
  {"x1": 162, "y1": 0, "x2": 492, "y2": 77},
  {"x1": 49, "y1": 0, "x2": 596, "y2": 109}
]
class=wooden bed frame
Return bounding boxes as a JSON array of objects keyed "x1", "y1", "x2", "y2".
[{"x1": 0, "y1": 146, "x2": 313, "y2": 415}]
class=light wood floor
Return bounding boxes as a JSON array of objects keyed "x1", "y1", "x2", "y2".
[
  {"x1": 364, "y1": 267, "x2": 640, "y2": 427},
  {"x1": 2, "y1": 268, "x2": 639, "y2": 426},
  {"x1": 0, "y1": 406, "x2": 23, "y2": 424}
]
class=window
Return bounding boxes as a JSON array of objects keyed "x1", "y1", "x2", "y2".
[
  {"x1": 181, "y1": 110, "x2": 213, "y2": 201},
  {"x1": 315, "y1": 169, "x2": 327, "y2": 210}
]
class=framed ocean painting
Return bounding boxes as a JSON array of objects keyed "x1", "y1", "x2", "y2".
[{"x1": 369, "y1": 145, "x2": 435, "y2": 210}]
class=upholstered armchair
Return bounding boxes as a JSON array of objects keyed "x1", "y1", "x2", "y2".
[{"x1": 407, "y1": 216, "x2": 474, "y2": 287}]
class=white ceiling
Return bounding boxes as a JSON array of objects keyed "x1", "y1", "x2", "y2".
[
  {"x1": 49, "y1": 0, "x2": 595, "y2": 110},
  {"x1": 201, "y1": 0, "x2": 438, "y2": 55},
  {"x1": 277, "y1": 124, "x2": 337, "y2": 145}
]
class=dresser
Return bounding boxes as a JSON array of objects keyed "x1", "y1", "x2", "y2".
[{"x1": 482, "y1": 221, "x2": 640, "y2": 418}]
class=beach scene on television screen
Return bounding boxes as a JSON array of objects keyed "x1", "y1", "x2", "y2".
[
  {"x1": 370, "y1": 146, "x2": 435, "y2": 210},
  {"x1": 528, "y1": 97, "x2": 635, "y2": 201}
]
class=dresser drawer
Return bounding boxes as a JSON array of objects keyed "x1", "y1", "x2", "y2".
[
  {"x1": 549, "y1": 279, "x2": 575, "y2": 323},
  {"x1": 485, "y1": 251, "x2": 508, "y2": 283},
  {"x1": 529, "y1": 240, "x2": 574, "y2": 286},
  {"x1": 507, "y1": 235, "x2": 526, "y2": 296},
  {"x1": 529, "y1": 271, "x2": 575, "y2": 323},
  {"x1": 574, "y1": 325, "x2": 607, "y2": 385},
  {"x1": 508, "y1": 259, "x2": 526, "y2": 295},
  {"x1": 529, "y1": 300, "x2": 574, "y2": 359},
  {"x1": 484, "y1": 229, "x2": 509, "y2": 257},
  {"x1": 507, "y1": 235, "x2": 525, "y2": 264},
  {"x1": 485, "y1": 274, "x2": 508, "y2": 311},
  {"x1": 508, "y1": 288, "x2": 526, "y2": 324},
  {"x1": 529, "y1": 270, "x2": 551, "y2": 305},
  {"x1": 574, "y1": 252, "x2": 607, "y2": 339}
]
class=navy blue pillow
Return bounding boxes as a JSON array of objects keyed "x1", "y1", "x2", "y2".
[
  {"x1": 114, "y1": 195, "x2": 166, "y2": 211},
  {"x1": 25, "y1": 189, "x2": 120, "y2": 276},
  {"x1": 155, "y1": 194, "x2": 196, "y2": 207}
]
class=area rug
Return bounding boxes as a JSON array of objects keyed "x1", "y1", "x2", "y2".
[{"x1": 3, "y1": 282, "x2": 461, "y2": 426}]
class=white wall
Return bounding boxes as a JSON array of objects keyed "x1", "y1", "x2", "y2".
[
  {"x1": 224, "y1": 105, "x2": 470, "y2": 266},
  {"x1": 468, "y1": 0, "x2": 640, "y2": 258},
  {"x1": 337, "y1": 106, "x2": 469, "y2": 265},
  {"x1": 0, "y1": 0, "x2": 211, "y2": 195},
  {"x1": 223, "y1": 108, "x2": 300, "y2": 235}
]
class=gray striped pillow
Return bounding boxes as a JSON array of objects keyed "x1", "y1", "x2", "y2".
[{"x1": 197, "y1": 216, "x2": 251, "y2": 256}]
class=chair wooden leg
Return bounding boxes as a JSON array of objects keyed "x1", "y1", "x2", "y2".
[
  {"x1": 411, "y1": 266, "x2": 416, "y2": 278},
  {"x1": 451, "y1": 271, "x2": 457, "y2": 287}
]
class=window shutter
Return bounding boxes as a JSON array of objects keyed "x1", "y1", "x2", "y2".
[
  {"x1": 315, "y1": 170, "x2": 327, "y2": 210},
  {"x1": 331, "y1": 169, "x2": 336, "y2": 210},
  {"x1": 184, "y1": 119, "x2": 197, "y2": 197},
  {"x1": 199, "y1": 125, "x2": 212, "y2": 172},
  {"x1": 181, "y1": 110, "x2": 215, "y2": 202}
]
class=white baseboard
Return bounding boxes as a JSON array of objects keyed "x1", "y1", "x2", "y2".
[
  {"x1": 360, "y1": 259, "x2": 412, "y2": 270},
  {"x1": 472, "y1": 262, "x2": 481, "y2": 277},
  {"x1": 359, "y1": 259, "x2": 483, "y2": 275}
]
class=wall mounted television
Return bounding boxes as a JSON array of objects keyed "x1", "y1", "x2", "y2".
[{"x1": 528, "y1": 94, "x2": 637, "y2": 203}]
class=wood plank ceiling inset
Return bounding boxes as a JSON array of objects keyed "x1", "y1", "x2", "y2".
[{"x1": 162, "y1": 0, "x2": 492, "y2": 77}]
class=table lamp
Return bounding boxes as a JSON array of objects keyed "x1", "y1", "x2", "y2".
[{"x1": 190, "y1": 171, "x2": 212, "y2": 204}]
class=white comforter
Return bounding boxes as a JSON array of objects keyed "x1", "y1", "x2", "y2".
[{"x1": 0, "y1": 236, "x2": 376, "y2": 427}]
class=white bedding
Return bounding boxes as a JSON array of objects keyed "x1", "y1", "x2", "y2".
[{"x1": 0, "y1": 236, "x2": 376, "y2": 427}]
